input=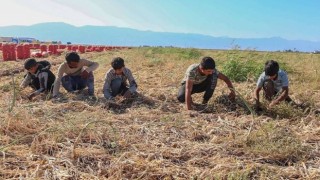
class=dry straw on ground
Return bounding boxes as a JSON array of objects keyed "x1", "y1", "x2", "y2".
[{"x1": 0, "y1": 47, "x2": 319, "y2": 179}]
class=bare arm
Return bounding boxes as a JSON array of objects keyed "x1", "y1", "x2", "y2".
[
  {"x1": 20, "y1": 74, "x2": 31, "y2": 88},
  {"x1": 272, "y1": 87, "x2": 288, "y2": 104},
  {"x1": 82, "y1": 59, "x2": 99, "y2": 72},
  {"x1": 52, "y1": 64, "x2": 65, "y2": 97},
  {"x1": 218, "y1": 73, "x2": 235, "y2": 98},
  {"x1": 185, "y1": 79, "x2": 193, "y2": 110},
  {"x1": 268, "y1": 87, "x2": 289, "y2": 108},
  {"x1": 254, "y1": 86, "x2": 262, "y2": 108}
]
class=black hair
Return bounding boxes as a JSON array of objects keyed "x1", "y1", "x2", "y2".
[
  {"x1": 200, "y1": 56, "x2": 215, "y2": 70},
  {"x1": 65, "y1": 52, "x2": 80, "y2": 63},
  {"x1": 264, "y1": 60, "x2": 279, "y2": 76},
  {"x1": 24, "y1": 58, "x2": 37, "y2": 70},
  {"x1": 111, "y1": 57, "x2": 125, "y2": 70}
]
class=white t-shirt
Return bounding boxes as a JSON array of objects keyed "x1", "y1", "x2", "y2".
[{"x1": 256, "y1": 69, "x2": 289, "y2": 92}]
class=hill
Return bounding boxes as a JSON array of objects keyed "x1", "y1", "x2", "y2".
[{"x1": 0, "y1": 22, "x2": 319, "y2": 52}]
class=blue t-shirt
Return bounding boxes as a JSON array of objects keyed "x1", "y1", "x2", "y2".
[{"x1": 256, "y1": 69, "x2": 289, "y2": 92}]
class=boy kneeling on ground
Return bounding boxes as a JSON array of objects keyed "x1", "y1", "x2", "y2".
[
  {"x1": 20, "y1": 58, "x2": 56, "y2": 100},
  {"x1": 52, "y1": 52, "x2": 99, "y2": 98}
]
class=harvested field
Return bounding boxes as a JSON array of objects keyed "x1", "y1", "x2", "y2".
[{"x1": 0, "y1": 47, "x2": 320, "y2": 179}]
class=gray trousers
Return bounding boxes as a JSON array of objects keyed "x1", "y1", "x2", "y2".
[{"x1": 110, "y1": 78, "x2": 129, "y2": 97}]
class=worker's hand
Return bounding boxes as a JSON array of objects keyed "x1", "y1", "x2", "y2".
[
  {"x1": 187, "y1": 106, "x2": 193, "y2": 111},
  {"x1": 228, "y1": 91, "x2": 236, "y2": 101},
  {"x1": 254, "y1": 103, "x2": 263, "y2": 112},
  {"x1": 186, "y1": 99, "x2": 195, "y2": 111},
  {"x1": 81, "y1": 70, "x2": 89, "y2": 79},
  {"x1": 123, "y1": 90, "x2": 132, "y2": 99},
  {"x1": 268, "y1": 100, "x2": 278, "y2": 109},
  {"x1": 253, "y1": 99, "x2": 262, "y2": 112}
]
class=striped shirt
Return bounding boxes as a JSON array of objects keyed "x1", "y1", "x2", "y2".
[{"x1": 103, "y1": 67, "x2": 137, "y2": 99}]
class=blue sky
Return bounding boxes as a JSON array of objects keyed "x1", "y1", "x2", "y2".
[{"x1": 1, "y1": 0, "x2": 319, "y2": 41}]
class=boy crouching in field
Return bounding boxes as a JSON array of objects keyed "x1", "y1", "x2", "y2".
[
  {"x1": 254, "y1": 60, "x2": 293, "y2": 110},
  {"x1": 52, "y1": 52, "x2": 99, "y2": 98},
  {"x1": 103, "y1": 57, "x2": 138, "y2": 100},
  {"x1": 177, "y1": 56, "x2": 235, "y2": 111},
  {"x1": 20, "y1": 58, "x2": 56, "y2": 100}
]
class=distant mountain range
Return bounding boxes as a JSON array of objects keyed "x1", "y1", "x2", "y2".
[{"x1": 0, "y1": 22, "x2": 319, "y2": 52}]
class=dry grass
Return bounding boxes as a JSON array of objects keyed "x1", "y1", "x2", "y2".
[{"x1": 0, "y1": 47, "x2": 320, "y2": 179}]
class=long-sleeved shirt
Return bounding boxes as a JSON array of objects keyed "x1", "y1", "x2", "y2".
[
  {"x1": 20, "y1": 71, "x2": 49, "y2": 96},
  {"x1": 103, "y1": 67, "x2": 137, "y2": 99},
  {"x1": 52, "y1": 59, "x2": 99, "y2": 96}
]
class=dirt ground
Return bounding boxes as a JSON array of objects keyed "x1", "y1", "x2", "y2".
[{"x1": 0, "y1": 48, "x2": 319, "y2": 179}]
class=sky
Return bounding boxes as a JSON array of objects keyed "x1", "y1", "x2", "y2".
[{"x1": 0, "y1": 0, "x2": 319, "y2": 41}]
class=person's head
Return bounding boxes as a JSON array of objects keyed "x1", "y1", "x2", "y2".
[
  {"x1": 111, "y1": 57, "x2": 125, "y2": 75},
  {"x1": 264, "y1": 60, "x2": 279, "y2": 80},
  {"x1": 199, "y1": 56, "x2": 216, "y2": 75},
  {"x1": 24, "y1": 58, "x2": 38, "y2": 74},
  {"x1": 65, "y1": 52, "x2": 80, "y2": 68}
]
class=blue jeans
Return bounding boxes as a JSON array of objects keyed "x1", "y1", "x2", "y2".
[
  {"x1": 61, "y1": 72, "x2": 94, "y2": 95},
  {"x1": 110, "y1": 78, "x2": 129, "y2": 97}
]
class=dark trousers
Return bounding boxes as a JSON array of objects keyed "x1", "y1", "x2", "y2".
[
  {"x1": 28, "y1": 76, "x2": 54, "y2": 92},
  {"x1": 61, "y1": 72, "x2": 94, "y2": 95},
  {"x1": 110, "y1": 78, "x2": 129, "y2": 96},
  {"x1": 29, "y1": 78, "x2": 40, "y2": 90},
  {"x1": 263, "y1": 79, "x2": 292, "y2": 102},
  {"x1": 177, "y1": 75, "x2": 217, "y2": 103}
]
